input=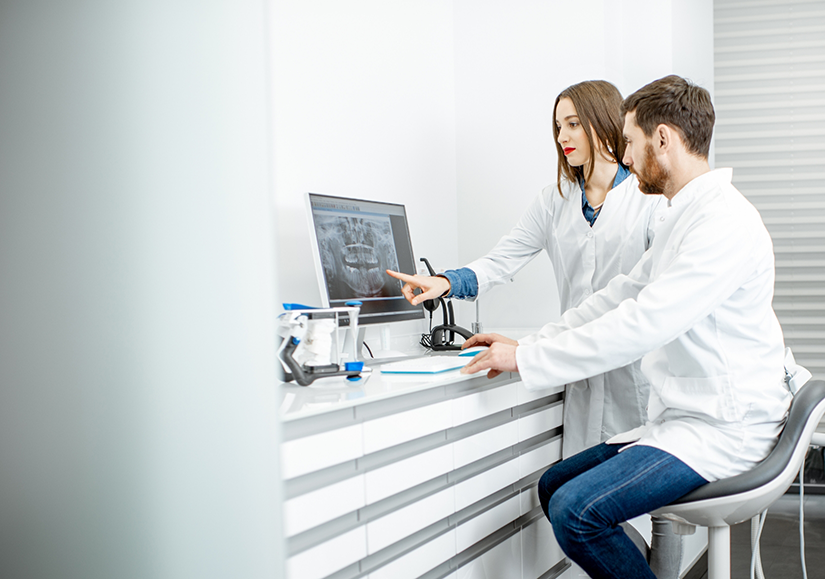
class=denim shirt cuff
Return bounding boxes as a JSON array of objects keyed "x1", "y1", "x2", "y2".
[{"x1": 441, "y1": 268, "x2": 479, "y2": 299}]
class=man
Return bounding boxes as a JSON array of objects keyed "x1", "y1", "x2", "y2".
[{"x1": 460, "y1": 75, "x2": 792, "y2": 578}]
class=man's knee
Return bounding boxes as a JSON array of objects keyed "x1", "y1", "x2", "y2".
[
  {"x1": 537, "y1": 468, "x2": 556, "y2": 517},
  {"x1": 538, "y1": 462, "x2": 573, "y2": 516},
  {"x1": 547, "y1": 483, "x2": 582, "y2": 531},
  {"x1": 549, "y1": 482, "x2": 610, "y2": 539}
]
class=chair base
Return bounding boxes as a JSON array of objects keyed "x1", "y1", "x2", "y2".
[{"x1": 708, "y1": 526, "x2": 730, "y2": 579}]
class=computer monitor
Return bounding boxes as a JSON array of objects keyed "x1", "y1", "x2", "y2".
[{"x1": 306, "y1": 192, "x2": 425, "y2": 326}]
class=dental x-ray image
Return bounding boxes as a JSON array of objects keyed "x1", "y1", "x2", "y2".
[{"x1": 314, "y1": 213, "x2": 402, "y2": 300}]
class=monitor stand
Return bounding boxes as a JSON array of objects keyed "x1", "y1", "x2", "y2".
[{"x1": 341, "y1": 326, "x2": 367, "y2": 362}]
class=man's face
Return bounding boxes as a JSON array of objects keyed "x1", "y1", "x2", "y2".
[{"x1": 623, "y1": 112, "x2": 669, "y2": 195}]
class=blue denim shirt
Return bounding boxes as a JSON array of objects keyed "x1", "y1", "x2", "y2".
[
  {"x1": 439, "y1": 268, "x2": 478, "y2": 299},
  {"x1": 579, "y1": 164, "x2": 631, "y2": 227}
]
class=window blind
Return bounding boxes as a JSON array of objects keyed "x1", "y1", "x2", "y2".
[{"x1": 715, "y1": 0, "x2": 825, "y2": 379}]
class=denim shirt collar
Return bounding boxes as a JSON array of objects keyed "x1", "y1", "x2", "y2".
[{"x1": 579, "y1": 164, "x2": 630, "y2": 226}]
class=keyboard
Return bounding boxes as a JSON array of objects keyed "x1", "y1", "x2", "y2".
[{"x1": 378, "y1": 356, "x2": 469, "y2": 374}]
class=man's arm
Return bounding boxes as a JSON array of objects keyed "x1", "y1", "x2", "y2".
[
  {"x1": 518, "y1": 248, "x2": 654, "y2": 346},
  {"x1": 515, "y1": 217, "x2": 764, "y2": 389}
]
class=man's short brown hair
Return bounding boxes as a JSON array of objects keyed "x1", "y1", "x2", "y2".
[{"x1": 621, "y1": 75, "x2": 715, "y2": 159}]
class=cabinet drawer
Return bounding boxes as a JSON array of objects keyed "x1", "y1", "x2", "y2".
[
  {"x1": 454, "y1": 421, "x2": 518, "y2": 469},
  {"x1": 367, "y1": 487, "x2": 454, "y2": 554},
  {"x1": 281, "y1": 423, "x2": 363, "y2": 479},
  {"x1": 368, "y1": 530, "x2": 455, "y2": 579},
  {"x1": 363, "y1": 400, "x2": 452, "y2": 454},
  {"x1": 456, "y1": 495, "x2": 520, "y2": 553},
  {"x1": 452, "y1": 383, "x2": 518, "y2": 426},
  {"x1": 454, "y1": 458, "x2": 520, "y2": 512},
  {"x1": 283, "y1": 474, "x2": 365, "y2": 537},
  {"x1": 365, "y1": 444, "x2": 453, "y2": 504},
  {"x1": 286, "y1": 525, "x2": 366, "y2": 579},
  {"x1": 519, "y1": 437, "x2": 562, "y2": 478},
  {"x1": 518, "y1": 402, "x2": 563, "y2": 441}
]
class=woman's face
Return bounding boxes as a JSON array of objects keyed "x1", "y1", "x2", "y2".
[{"x1": 555, "y1": 97, "x2": 592, "y2": 168}]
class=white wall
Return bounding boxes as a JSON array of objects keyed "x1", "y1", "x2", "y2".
[
  {"x1": 271, "y1": 0, "x2": 457, "y2": 344},
  {"x1": 0, "y1": 2, "x2": 283, "y2": 578},
  {"x1": 453, "y1": 0, "x2": 715, "y2": 331},
  {"x1": 272, "y1": 0, "x2": 714, "y2": 340}
]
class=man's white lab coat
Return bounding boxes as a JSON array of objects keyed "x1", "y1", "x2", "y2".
[
  {"x1": 516, "y1": 169, "x2": 792, "y2": 481},
  {"x1": 464, "y1": 173, "x2": 663, "y2": 457}
]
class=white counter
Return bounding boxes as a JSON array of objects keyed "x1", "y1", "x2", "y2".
[
  {"x1": 277, "y1": 356, "x2": 569, "y2": 579},
  {"x1": 277, "y1": 355, "x2": 707, "y2": 579}
]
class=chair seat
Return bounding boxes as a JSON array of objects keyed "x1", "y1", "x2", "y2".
[{"x1": 652, "y1": 380, "x2": 825, "y2": 529}]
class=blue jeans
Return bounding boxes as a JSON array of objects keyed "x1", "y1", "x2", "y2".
[{"x1": 538, "y1": 443, "x2": 707, "y2": 579}]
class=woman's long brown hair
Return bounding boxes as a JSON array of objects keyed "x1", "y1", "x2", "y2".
[{"x1": 553, "y1": 80, "x2": 626, "y2": 197}]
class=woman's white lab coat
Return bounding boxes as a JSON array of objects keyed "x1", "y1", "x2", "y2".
[{"x1": 464, "y1": 174, "x2": 663, "y2": 457}]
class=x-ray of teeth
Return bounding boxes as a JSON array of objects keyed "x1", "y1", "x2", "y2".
[{"x1": 314, "y1": 213, "x2": 402, "y2": 300}]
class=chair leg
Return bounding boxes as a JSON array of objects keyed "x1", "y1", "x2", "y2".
[{"x1": 707, "y1": 525, "x2": 731, "y2": 579}]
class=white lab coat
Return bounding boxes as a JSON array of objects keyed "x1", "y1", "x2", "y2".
[
  {"x1": 464, "y1": 173, "x2": 663, "y2": 457},
  {"x1": 516, "y1": 169, "x2": 792, "y2": 481}
]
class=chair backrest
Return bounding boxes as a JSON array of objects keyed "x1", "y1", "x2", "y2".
[{"x1": 672, "y1": 379, "x2": 825, "y2": 504}]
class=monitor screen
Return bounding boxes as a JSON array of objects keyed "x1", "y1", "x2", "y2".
[{"x1": 306, "y1": 192, "x2": 425, "y2": 325}]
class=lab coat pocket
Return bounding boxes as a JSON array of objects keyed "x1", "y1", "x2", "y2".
[{"x1": 659, "y1": 375, "x2": 739, "y2": 422}]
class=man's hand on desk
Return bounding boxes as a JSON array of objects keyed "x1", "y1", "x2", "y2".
[
  {"x1": 460, "y1": 333, "x2": 519, "y2": 379},
  {"x1": 386, "y1": 269, "x2": 450, "y2": 306}
]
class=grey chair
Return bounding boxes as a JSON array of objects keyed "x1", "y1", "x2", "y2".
[{"x1": 652, "y1": 379, "x2": 825, "y2": 579}]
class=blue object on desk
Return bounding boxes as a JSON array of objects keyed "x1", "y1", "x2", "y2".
[
  {"x1": 283, "y1": 303, "x2": 318, "y2": 310},
  {"x1": 379, "y1": 357, "x2": 468, "y2": 374},
  {"x1": 458, "y1": 346, "x2": 488, "y2": 357},
  {"x1": 345, "y1": 361, "x2": 364, "y2": 381}
]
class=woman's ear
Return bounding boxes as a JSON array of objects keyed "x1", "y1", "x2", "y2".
[{"x1": 591, "y1": 127, "x2": 617, "y2": 163}]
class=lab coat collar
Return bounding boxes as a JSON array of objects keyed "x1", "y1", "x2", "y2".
[{"x1": 666, "y1": 168, "x2": 733, "y2": 208}]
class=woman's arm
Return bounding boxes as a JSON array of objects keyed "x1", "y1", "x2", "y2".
[{"x1": 461, "y1": 187, "x2": 556, "y2": 297}]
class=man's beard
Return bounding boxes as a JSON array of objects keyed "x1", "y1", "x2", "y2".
[{"x1": 632, "y1": 143, "x2": 669, "y2": 195}]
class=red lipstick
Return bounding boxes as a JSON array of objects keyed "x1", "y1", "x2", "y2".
[{"x1": 563, "y1": 147, "x2": 575, "y2": 155}]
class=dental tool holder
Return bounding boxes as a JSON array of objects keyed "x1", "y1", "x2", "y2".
[{"x1": 277, "y1": 305, "x2": 362, "y2": 386}]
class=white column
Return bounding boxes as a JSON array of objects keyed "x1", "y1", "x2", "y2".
[{"x1": 0, "y1": 2, "x2": 283, "y2": 578}]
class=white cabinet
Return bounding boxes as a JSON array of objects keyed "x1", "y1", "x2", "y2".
[
  {"x1": 368, "y1": 530, "x2": 456, "y2": 579},
  {"x1": 363, "y1": 400, "x2": 452, "y2": 453},
  {"x1": 453, "y1": 421, "x2": 519, "y2": 468},
  {"x1": 521, "y1": 517, "x2": 565, "y2": 579},
  {"x1": 456, "y1": 495, "x2": 520, "y2": 552},
  {"x1": 367, "y1": 488, "x2": 454, "y2": 554},
  {"x1": 457, "y1": 533, "x2": 522, "y2": 579},
  {"x1": 281, "y1": 375, "x2": 566, "y2": 579},
  {"x1": 286, "y1": 526, "x2": 367, "y2": 579},
  {"x1": 281, "y1": 423, "x2": 363, "y2": 479},
  {"x1": 454, "y1": 458, "x2": 520, "y2": 512},
  {"x1": 518, "y1": 402, "x2": 563, "y2": 441},
  {"x1": 519, "y1": 437, "x2": 562, "y2": 479},
  {"x1": 365, "y1": 444, "x2": 454, "y2": 504},
  {"x1": 283, "y1": 474, "x2": 365, "y2": 537},
  {"x1": 452, "y1": 382, "x2": 518, "y2": 425}
]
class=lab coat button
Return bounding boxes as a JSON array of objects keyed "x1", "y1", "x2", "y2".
[
  {"x1": 659, "y1": 216, "x2": 665, "y2": 222},
  {"x1": 587, "y1": 231, "x2": 593, "y2": 239}
]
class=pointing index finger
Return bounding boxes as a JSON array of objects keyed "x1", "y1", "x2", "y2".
[{"x1": 386, "y1": 269, "x2": 415, "y2": 283}]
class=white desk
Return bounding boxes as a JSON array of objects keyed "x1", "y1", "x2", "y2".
[{"x1": 278, "y1": 360, "x2": 570, "y2": 579}]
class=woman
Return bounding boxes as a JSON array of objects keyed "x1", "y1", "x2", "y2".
[
  {"x1": 389, "y1": 80, "x2": 682, "y2": 577},
  {"x1": 389, "y1": 80, "x2": 661, "y2": 459}
]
